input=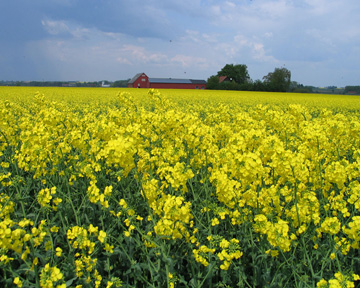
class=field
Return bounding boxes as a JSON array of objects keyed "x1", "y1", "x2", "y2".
[{"x1": 2, "y1": 86, "x2": 360, "y2": 287}]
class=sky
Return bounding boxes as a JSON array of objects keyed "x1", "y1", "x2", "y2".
[{"x1": 1, "y1": 0, "x2": 359, "y2": 87}]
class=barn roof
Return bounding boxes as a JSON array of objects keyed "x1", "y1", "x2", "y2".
[
  {"x1": 128, "y1": 73, "x2": 144, "y2": 84},
  {"x1": 190, "y1": 79, "x2": 207, "y2": 84},
  {"x1": 149, "y1": 78, "x2": 207, "y2": 84},
  {"x1": 127, "y1": 73, "x2": 207, "y2": 85},
  {"x1": 219, "y1": 76, "x2": 229, "y2": 83},
  {"x1": 149, "y1": 78, "x2": 191, "y2": 84}
]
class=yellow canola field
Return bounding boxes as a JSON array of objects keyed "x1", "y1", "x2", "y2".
[
  {"x1": 1, "y1": 87, "x2": 360, "y2": 287},
  {"x1": 3, "y1": 86, "x2": 360, "y2": 109}
]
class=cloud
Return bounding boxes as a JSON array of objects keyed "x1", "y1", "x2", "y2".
[
  {"x1": 116, "y1": 57, "x2": 132, "y2": 65},
  {"x1": 215, "y1": 34, "x2": 276, "y2": 64},
  {"x1": 251, "y1": 43, "x2": 276, "y2": 62},
  {"x1": 171, "y1": 55, "x2": 208, "y2": 69},
  {"x1": 1, "y1": 0, "x2": 360, "y2": 86},
  {"x1": 180, "y1": 30, "x2": 221, "y2": 44},
  {"x1": 303, "y1": 0, "x2": 342, "y2": 15},
  {"x1": 43, "y1": 0, "x2": 177, "y2": 40},
  {"x1": 121, "y1": 45, "x2": 168, "y2": 64},
  {"x1": 41, "y1": 19, "x2": 70, "y2": 36}
]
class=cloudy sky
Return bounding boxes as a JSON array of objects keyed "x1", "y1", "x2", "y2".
[{"x1": 1, "y1": 0, "x2": 359, "y2": 87}]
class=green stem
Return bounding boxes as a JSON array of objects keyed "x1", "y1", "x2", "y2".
[
  {"x1": 292, "y1": 174, "x2": 315, "y2": 285},
  {"x1": 198, "y1": 263, "x2": 215, "y2": 288},
  {"x1": 66, "y1": 184, "x2": 80, "y2": 226}
]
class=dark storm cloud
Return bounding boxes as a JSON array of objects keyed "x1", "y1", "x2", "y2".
[{"x1": 1, "y1": 0, "x2": 360, "y2": 86}]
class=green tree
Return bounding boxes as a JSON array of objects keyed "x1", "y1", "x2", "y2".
[
  {"x1": 217, "y1": 64, "x2": 250, "y2": 85},
  {"x1": 206, "y1": 75, "x2": 220, "y2": 89},
  {"x1": 344, "y1": 86, "x2": 360, "y2": 94},
  {"x1": 112, "y1": 79, "x2": 130, "y2": 87},
  {"x1": 289, "y1": 81, "x2": 313, "y2": 93},
  {"x1": 263, "y1": 67, "x2": 291, "y2": 92},
  {"x1": 252, "y1": 79, "x2": 266, "y2": 91}
]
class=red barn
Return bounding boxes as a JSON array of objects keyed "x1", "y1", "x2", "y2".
[{"x1": 127, "y1": 73, "x2": 207, "y2": 89}]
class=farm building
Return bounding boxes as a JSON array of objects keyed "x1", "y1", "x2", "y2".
[
  {"x1": 219, "y1": 76, "x2": 232, "y2": 83},
  {"x1": 128, "y1": 73, "x2": 207, "y2": 89}
]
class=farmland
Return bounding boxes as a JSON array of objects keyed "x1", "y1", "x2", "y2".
[{"x1": 1, "y1": 87, "x2": 360, "y2": 287}]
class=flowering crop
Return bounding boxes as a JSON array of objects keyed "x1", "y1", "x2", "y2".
[{"x1": 1, "y1": 87, "x2": 360, "y2": 287}]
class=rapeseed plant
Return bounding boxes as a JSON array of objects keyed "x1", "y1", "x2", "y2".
[{"x1": 2, "y1": 87, "x2": 360, "y2": 286}]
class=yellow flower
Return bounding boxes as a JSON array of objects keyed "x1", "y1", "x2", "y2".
[
  {"x1": 220, "y1": 260, "x2": 230, "y2": 270},
  {"x1": 266, "y1": 249, "x2": 279, "y2": 257},
  {"x1": 53, "y1": 197, "x2": 62, "y2": 206},
  {"x1": 40, "y1": 264, "x2": 64, "y2": 288},
  {"x1": 104, "y1": 185, "x2": 113, "y2": 196},
  {"x1": 50, "y1": 226, "x2": 59, "y2": 233},
  {"x1": 316, "y1": 279, "x2": 328, "y2": 287},
  {"x1": 211, "y1": 218, "x2": 220, "y2": 226},
  {"x1": 37, "y1": 188, "x2": 52, "y2": 207},
  {"x1": 105, "y1": 243, "x2": 114, "y2": 253},
  {"x1": 88, "y1": 224, "x2": 98, "y2": 235},
  {"x1": 124, "y1": 219, "x2": 130, "y2": 227},
  {"x1": 56, "y1": 247, "x2": 63, "y2": 257},
  {"x1": 320, "y1": 217, "x2": 341, "y2": 235},
  {"x1": 21, "y1": 246, "x2": 30, "y2": 261},
  {"x1": 0, "y1": 255, "x2": 14, "y2": 264},
  {"x1": 98, "y1": 230, "x2": 106, "y2": 243},
  {"x1": 119, "y1": 199, "x2": 127, "y2": 208},
  {"x1": 219, "y1": 239, "x2": 230, "y2": 249},
  {"x1": 13, "y1": 277, "x2": 23, "y2": 287},
  {"x1": 127, "y1": 209, "x2": 135, "y2": 216}
]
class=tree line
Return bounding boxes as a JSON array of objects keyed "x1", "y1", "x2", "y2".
[
  {"x1": 344, "y1": 86, "x2": 360, "y2": 94},
  {"x1": 207, "y1": 64, "x2": 293, "y2": 92},
  {"x1": 0, "y1": 80, "x2": 130, "y2": 87}
]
